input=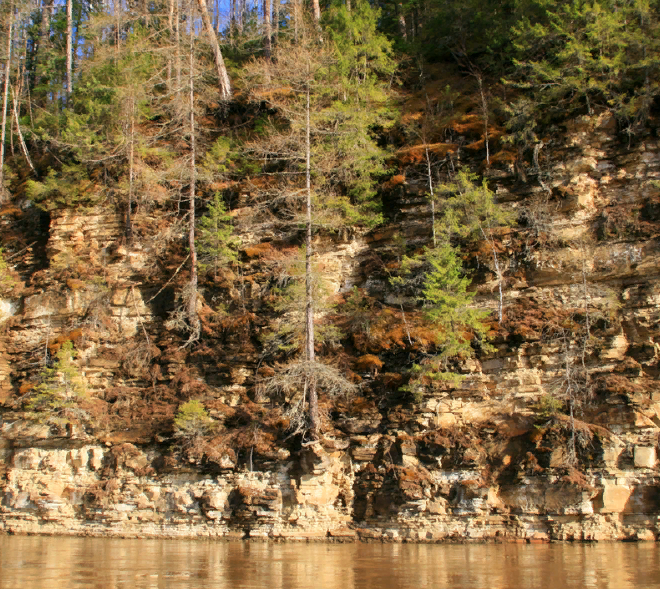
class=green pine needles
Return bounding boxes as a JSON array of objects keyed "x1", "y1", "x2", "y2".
[
  {"x1": 0, "y1": 248, "x2": 16, "y2": 296},
  {"x1": 174, "y1": 400, "x2": 214, "y2": 439},
  {"x1": 509, "y1": 0, "x2": 660, "y2": 131},
  {"x1": 196, "y1": 192, "x2": 239, "y2": 278},
  {"x1": 27, "y1": 341, "x2": 88, "y2": 420}
]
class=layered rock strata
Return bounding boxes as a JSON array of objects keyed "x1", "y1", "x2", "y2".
[{"x1": 1, "y1": 113, "x2": 659, "y2": 542}]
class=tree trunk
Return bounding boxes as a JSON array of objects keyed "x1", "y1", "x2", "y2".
[
  {"x1": 477, "y1": 74, "x2": 489, "y2": 165},
  {"x1": 311, "y1": 0, "x2": 321, "y2": 22},
  {"x1": 396, "y1": 4, "x2": 407, "y2": 42},
  {"x1": 230, "y1": 0, "x2": 236, "y2": 39},
  {"x1": 237, "y1": 0, "x2": 244, "y2": 34},
  {"x1": 263, "y1": 0, "x2": 271, "y2": 59},
  {"x1": 167, "y1": 0, "x2": 174, "y2": 89},
  {"x1": 0, "y1": 2, "x2": 13, "y2": 202},
  {"x1": 196, "y1": 0, "x2": 232, "y2": 100},
  {"x1": 114, "y1": 0, "x2": 121, "y2": 63},
  {"x1": 66, "y1": 0, "x2": 73, "y2": 95},
  {"x1": 213, "y1": 0, "x2": 220, "y2": 32},
  {"x1": 305, "y1": 62, "x2": 319, "y2": 439},
  {"x1": 175, "y1": 0, "x2": 181, "y2": 91},
  {"x1": 35, "y1": 0, "x2": 53, "y2": 99},
  {"x1": 273, "y1": 0, "x2": 278, "y2": 42},
  {"x1": 126, "y1": 99, "x2": 135, "y2": 242},
  {"x1": 425, "y1": 145, "x2": 436, "y2": 248},
  {"x1": 293, "y1": 0, "x2": 298, "y2": 42},
  {"x1": 187, "y1": 0, "x2": 200, "y2": 344},
  {"x1": 11, "y1": 87, "x2": 35, "y2": 175}
]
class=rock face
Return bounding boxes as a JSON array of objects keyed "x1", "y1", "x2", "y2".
[{"x1": 1, "y1": 113, "x2": 659, "y2": 542}]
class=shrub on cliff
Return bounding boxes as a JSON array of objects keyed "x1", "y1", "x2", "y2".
[
  {"x1": 0, "y1": 248, "x2": 17, "y2": 296},
  {"x1": 174, "y1": 400, "x2": 214, "y2": 439}
]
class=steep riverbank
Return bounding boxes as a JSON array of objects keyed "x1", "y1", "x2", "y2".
[{"x1": 1, "y1": 109, "x2": 659, "y2": 543}]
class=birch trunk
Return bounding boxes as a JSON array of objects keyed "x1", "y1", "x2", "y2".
[
  {"x1": 66, "y1": 0, "x2": 72, "y2": 94},
  {"x1": 477, "y1": 75, "x2": 489, "y2": 165},
  {"x1": 425, "y1": 145, "x2": 436, "y2": 247},
  {"x1": 11, "y1": 87, "x2": 35, "y2": 174},
  {"x1": 0, "y1": 3, "x2": 13, "y2": 201},
  {"x1": 187, "y1": 1, "x2": 200, "y2": 344},
  {"x1": 195, "y1": 0, "x2": 232, "y2": 100}
]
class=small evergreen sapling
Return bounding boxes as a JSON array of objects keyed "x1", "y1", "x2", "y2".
[
  {"x1": 393, "y1": 244, "x2": 492, "y2": 399},
  {"x1": 196, "y1": 192, "x2": 239, "y2": 278},
  {"x1": 436, "y1": 170, "x2": 514, "y2": 323},
  {"x1": 0, "y1": 247, "x2": 16, "y2": 296},
  {"x1": 27, "y1": 341, "x2": 87, "y2": 418},
  {"x1": 174, "y1": 400, "x2": 214, "y2": 439}
]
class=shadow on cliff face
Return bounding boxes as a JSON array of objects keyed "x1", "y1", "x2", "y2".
[{"x1": 0, "y1": 203, "x2": 50, "y2": 280}]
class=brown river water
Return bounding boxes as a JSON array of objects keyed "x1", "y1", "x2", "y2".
[{"x1": 1, "y1": 536, "x2": 659, "y2": 589}]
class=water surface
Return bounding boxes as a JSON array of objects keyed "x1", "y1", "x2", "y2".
[{"x1": 1, "y1": 536, "x2": 658, "y2": 588}]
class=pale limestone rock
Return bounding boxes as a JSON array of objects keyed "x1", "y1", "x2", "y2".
[
  {"x1": 88, "y1": 448, "x2": 104, "y2": 470},
  {"x1": 434, "y1": 413, "x2": 457, "y2": 428},
  {"x1": 602, "y1": 332, "x2": 629, "y2": 360},
  {"x1": 0, "y1": 298, "x2": 16, "y2": 322},
  {"x1": 602, "y1": 445, "x2": 624, "y2": 467},
  {"x1": 144, "y1": 486, "x2": 160, "y2": 501},
  {"x1": 12, "y1": 448, "x2": 43, "y2": 470},
  {"x1": 203, "y1": 490, "x2": 228, "y2": 510},
  {"x1": 67, "y1": 449, "x2": 88, "y2": 472},
  {"x1": 599, "y1": 483, "x2": 632, "y2": 513},
  {"x1": 427, "y1": 498, "x2": 447, "y2": 515},
  {"x1": 634, "y1": 446, "x2": 656, "y2": 469}
]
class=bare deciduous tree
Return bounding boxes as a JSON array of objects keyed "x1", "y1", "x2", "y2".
[
  {"x1": 195, "y1": 0, "x2": 232, "y2": 100},
  {"x1": 0, "y1": 0, "x2": 13, "y2": 201}
]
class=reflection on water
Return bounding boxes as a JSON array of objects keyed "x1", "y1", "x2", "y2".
[{"x1": 0, "y1": 535, "x2": 659, "y2": 589}]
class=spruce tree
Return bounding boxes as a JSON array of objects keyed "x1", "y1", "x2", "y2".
[
  {"x1": 436, "y1": 170, "x2": 513, "y2": 322},
  {"x1": 196, "y1": 192, "x2": 238, "y2": 279}
]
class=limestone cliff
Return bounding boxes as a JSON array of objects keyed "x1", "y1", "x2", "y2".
[{"x1": 0, "y1": 111, "x2": 659, "y2": 542}]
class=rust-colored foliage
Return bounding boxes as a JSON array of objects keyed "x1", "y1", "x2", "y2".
[
  {"x1": 244, "y1": 242, "x2": 274, "y2": 258},
  {"x1": 396, "y1": 143, "x2": 457, "y2": 165},
  {"x1": 48, "y1": 329, "x2": 84, "y2": 354},
  {"x1": 355, "y1": 354, "x2": 384, "y2": 373}
]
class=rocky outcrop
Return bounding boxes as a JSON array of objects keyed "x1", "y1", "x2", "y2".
[
  {"x1": 1, "y1": 112, "x2": 659, "y2": 542},
  {"x1": 1, "y1": 436, "x2": 658, "y2": 541}
]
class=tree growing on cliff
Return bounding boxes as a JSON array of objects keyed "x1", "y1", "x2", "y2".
[
  {"x1": 509, "y1": 0, "x2": 660, "y2": 134},
  {"x1": 244, "y1": 5, "x2": 393, "y2": 439},
  {"x1": 196, "y1": 192, "x2": 239, "y2": 279},
  {"x1": 391, "y1": 242, "x2": 491, "y2": 399},
  {"x1": 174, "y1": 399, "x2": 215, "y2": 439},
  {"x1": 436, "y1": 170, "x2": 513, "y2": 323},
  {"x1": 26, "y1": 341, "x2": 88, "y2": 423}
]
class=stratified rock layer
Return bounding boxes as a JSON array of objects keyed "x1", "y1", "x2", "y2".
[{"x1": 1, "y1": 113, "x2": 659, "y2": 542}]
